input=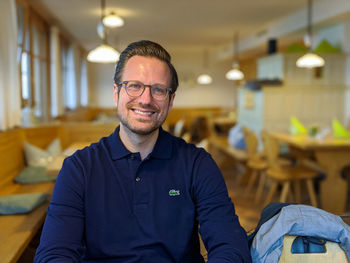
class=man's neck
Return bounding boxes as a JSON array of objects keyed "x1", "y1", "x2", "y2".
[{"x1": 119, "y1": 125, "x2": 159, "y2": 160}]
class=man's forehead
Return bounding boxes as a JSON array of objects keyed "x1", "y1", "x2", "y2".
[{"x1": 122, "y1": 55, "x2": 171, "y2": 81}]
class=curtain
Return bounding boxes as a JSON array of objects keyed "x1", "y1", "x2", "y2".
[
  {"x1": 50, "y1": 26, "x2": 63, "y2": 117},
  {"x1": 0, "y1": 0, "x2": 21, "y2": 131},
  {"x1": 65, "y1": 44, "x2": 80, "y2": 109},
  {"x1": 80, "y1": 57, "x2": 89, "y2": 107}
]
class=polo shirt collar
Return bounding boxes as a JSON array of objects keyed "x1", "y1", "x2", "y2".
[{"x1": 108, "y1": 126, "x2": 172, "y2": 160}]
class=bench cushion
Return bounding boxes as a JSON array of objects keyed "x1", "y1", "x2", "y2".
[
  {"x1": 14, "y1": 166, "x2": 57, "y2": 184},
  {"x1": 24, "y1": 138, "x2": 62, "y2": 167},
  {"x1": 0, "y1": 193, "x2": 49, "y2": 215}
]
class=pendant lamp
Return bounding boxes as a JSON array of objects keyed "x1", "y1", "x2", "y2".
[
  {"x1": 296, "y1": 0, "x2": 325, "y2": 68},
  {"x1": 197, "y1": 50, "x2": 213, "y2": 85},
  {"x1": 226, "y1": 33, "x2": 244, "y2": 80},
  {"x1": 103, "y1": 12, "x2": 124, "y2": 28},
  {"x1": 87, "y1": 0, "x2": 120, "y2": 63}
]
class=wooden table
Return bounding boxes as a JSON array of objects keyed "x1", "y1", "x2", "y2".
[
  {"x1": 208, "y1": 136, "x2": 250, "y2": 183},
  {"x1": 270, "y1": 132, "x2": 350, "y2": 214}
]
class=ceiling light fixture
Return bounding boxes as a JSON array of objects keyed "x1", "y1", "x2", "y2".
[
  {"x1": 197, "y1": 50, "x2": 213, "y2": 85},
  {"x1": 296, "y1": 0, "x2": 325, "y2": 68},
  {"x1": 226, "y1": 33, "x2": 244, "y2": 80},
  {"x1": 87, "y1": 0, "x2": 120, "y2": 63},
  {"x1": 103, "y1": 11, "x2": 124, "y2": 28},
  {"x1": 87, "y1": 43, "x2": 120, "y2": 63}
]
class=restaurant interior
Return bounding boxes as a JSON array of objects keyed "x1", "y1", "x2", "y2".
[{"x1": 1, "y1": 0, "x2": 350, "y2": 262}]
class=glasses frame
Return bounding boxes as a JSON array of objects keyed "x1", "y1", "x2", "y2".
[{"x1": 118, "y1": 80, "x2": 172, "y2": 101}]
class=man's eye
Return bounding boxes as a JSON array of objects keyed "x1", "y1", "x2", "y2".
[
  {"x1": 128, "y1": 83, "x2": 142, "y2": 89},
  {"x1": 152, "y1": 86, "x2": 166, "y2": 94}
]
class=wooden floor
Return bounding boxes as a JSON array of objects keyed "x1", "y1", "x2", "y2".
[{"x1": 211, "y1": 151, "x2": 350, "y2": 233}]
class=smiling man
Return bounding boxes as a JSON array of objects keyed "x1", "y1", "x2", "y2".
[{"x1": 35, "y1": 40, "x2": 251, "y2": 263}]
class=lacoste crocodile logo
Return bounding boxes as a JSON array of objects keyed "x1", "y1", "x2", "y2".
[{"x1": 169, "y1": 189, "x2": 180, "y2": 196}]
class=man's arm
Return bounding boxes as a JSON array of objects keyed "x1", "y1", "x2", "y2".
[
  {"x1": 193, "y1": 151, "x2": 251, "y2": 263},
  {"x1": 34, "y1": 156, "x2": 85, "y2": 263}
]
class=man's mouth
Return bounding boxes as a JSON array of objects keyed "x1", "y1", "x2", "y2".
[{"x1": 132, "y1": 109, "x2": 155, "y2": 116}]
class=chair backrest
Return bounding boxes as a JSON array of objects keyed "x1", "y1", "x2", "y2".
[
  {"x1": 279, "y1": 235, "x2": 349, "y2": 263},
  {"x1": 173, "y1": 119, "x2": 185, "y2": 137},
  {"x1": 242, "y1": 126, "x2": 259, "y2": 161},
  {"x1": 261, "y1": 131, "x2": 282, "y2": 171}
]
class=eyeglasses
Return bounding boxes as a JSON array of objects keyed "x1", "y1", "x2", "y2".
[{"x1": 118, "y1": 80, "x2": 172, "y2": 101}]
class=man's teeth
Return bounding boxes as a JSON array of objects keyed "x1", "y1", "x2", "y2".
[{"x1": 134, "y1": 109, "x2": 153, "y2": 115}]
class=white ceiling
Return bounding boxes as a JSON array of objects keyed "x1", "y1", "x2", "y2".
[
  {"x1": 31, "y1": 1, "x2": 314, "y2": 50},
  {"x1": 31, "y1": 0, "x2": 350, "y2": 59}
]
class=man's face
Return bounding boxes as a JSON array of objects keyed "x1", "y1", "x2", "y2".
[{"x1": 113, "y1": 55, "x2": 175, "y2": 136}]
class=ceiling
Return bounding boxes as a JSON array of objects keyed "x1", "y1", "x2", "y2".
[{"x1": 31, "y1": 0, "x2": 328, "y2": 57}]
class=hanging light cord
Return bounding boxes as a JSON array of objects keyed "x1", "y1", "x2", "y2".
[
  {"x1": 101, "y1": 0, "x2": 107, "y2": 44},
  {"x1": 101, "y1": 0, "x2": 106, "y2": 21},
  {"x1": 307, "y1": 0, "x2": 312, "y2": 51},
  {"x1": 233, "y1": 33, "x2": 239, "y2": 63}
]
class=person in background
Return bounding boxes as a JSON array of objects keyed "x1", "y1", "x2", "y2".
[{"x1": 35, "y1": 40, "x2": 251, "y2": 263}]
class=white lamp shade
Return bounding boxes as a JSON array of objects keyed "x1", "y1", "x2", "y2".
[
  {"x1": 87, "y1": 44, "x2": 120, "y2": 63},
  {"x1": 197, "y1": 74, "x2": 213, "y2": 85},
  {"x1": 103, "y1": 12, "x2": 124, "y2": 28},
  {"x1": 226, "y1": 68, "x2": 244, "y2": 80},
  {"x1": 296, "y1": 53, "x2": 325, "y2": 68}
]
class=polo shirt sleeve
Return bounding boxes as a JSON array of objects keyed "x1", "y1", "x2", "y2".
[
  {"x1": 34, "y1": 155, "x2": 85, "y2": 263},
  {"x1": 193, "y1": 151, "x2": 251, "y2": 263}
]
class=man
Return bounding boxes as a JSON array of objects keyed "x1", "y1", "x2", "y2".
[{"x1": 35, "y1": 40, "x2": 251, "y2": 262}]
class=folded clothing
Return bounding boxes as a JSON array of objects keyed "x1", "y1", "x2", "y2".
[
  {"x1": 0, "y1": 193, "x2": 49, "y2": 215},
  {"x1": 14, "y1": 166, "x2": 58, "y2": 184}
]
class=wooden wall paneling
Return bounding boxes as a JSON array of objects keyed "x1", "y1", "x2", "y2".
[
  {"x1": 63, "y1": 122, "x2": 117, "y2": 145},
  {"x1": 21, "y1": 125, "x2": 61, "y2": 148},
  {"x1": 0, "y1": 130, "x2": 25, "y2": 190}
]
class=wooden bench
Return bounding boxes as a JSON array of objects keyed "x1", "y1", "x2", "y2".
[
  {"x1": 0, "y1": 122, "x2": 117, "y2": 263},
  {"x1": 207, "y1": 136, "x2": 250, "y2": 183}
]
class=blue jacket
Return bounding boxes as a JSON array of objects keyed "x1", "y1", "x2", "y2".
[{"x1": 250, "y1": 204, "x2": 350, "y2": 262}]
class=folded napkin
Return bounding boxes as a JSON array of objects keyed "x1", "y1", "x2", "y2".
[
  {"x1": 332, "y1": 118, "x2": 350, "y2": 138},
  {"x1": 0, "y1": 193, "x2": 49, "y2": 215},
  {"x1": 14, "y1": 166, "x2": 57, "y2": 184},
  {"x1": 290, "y1": 116, "x2": 307, "y2": 135}
]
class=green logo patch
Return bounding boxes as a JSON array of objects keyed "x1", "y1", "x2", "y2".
[{"x1": 169, "y1": 189, "x2": 180, "y2": 196}]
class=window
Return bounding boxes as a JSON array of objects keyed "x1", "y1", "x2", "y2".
[{"x1": 16, "y1": 0, "x2": 50, "y2": 122}]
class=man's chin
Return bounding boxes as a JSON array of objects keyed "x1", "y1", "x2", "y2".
[{"x1": 123, "y1": 123, "x2": 160, "y2": 136}]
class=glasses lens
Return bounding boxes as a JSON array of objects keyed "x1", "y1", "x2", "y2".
[
  {"x1": 151, "y1": 85, "x2": 168, "y2": 100},
  {"x1": 125, "y1": 81, "x2": 143, "y2": 97}
]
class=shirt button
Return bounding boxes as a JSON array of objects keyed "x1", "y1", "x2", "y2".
[
  {"x1": 130, "y1": 155, "x2": 135, "y2": 160},
  {"x1": 135, "y1": 177, "x2": 141, "y2": 182}
]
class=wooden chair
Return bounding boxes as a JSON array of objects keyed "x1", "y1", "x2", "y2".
[
  {"x1": 262, "y1": 132, "x2": 318, "y2": 207},
  {"x1": 279, "y1": 235, "x2": 349, "y2": 263},
  {"x1": 242, "y1": 127, "x2": 267, "y2": 198}
]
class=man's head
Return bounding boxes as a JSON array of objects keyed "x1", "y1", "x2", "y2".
[
  {"x1": 114, "y1": 40, "x2": 178, "y2": 94},
  {"x1": 113, "y1": 40, "x2": 178, "y2": 136}
]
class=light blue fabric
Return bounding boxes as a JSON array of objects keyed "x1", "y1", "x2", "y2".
[
  {"x1": 228, "y1": 124, "x2": 246, "y2": 150},
  {"x1": 14, "y1": 166, "x2": 57, "y2": 184},
  {"x1": 0, "y1": 193, "x2": 49, "y2": 215},
  {"x1": 251, "y1": 204, "x2": 350, "y2": 262}
]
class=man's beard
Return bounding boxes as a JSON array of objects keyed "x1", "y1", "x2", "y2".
[{"x1": 117, "y1": 104, "x2": 169, "y2": 136}]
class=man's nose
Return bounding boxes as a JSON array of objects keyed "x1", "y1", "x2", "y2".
[{"x1": 138, "y1": 86, "x2": 153, "y2": 104}]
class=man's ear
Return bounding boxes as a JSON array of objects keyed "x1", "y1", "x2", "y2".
[
  {"x1": 168, "y1": 92, "x2": 175, "y2": 111},
  {"x1": 113, "y1": 84, "x2": 119, "y2": 107}
]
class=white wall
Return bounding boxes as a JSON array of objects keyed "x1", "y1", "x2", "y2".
[
  {"x1": 88, "y1": 62, "x2": 116, "y2": 108},
  {"x1": 88, "y1": 47, "x2": 239, "y2": 109}
]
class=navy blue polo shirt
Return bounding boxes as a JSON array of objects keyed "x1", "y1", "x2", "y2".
[{"x1": 35, "y1": 127, "x2": 251, "y2": 263}]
